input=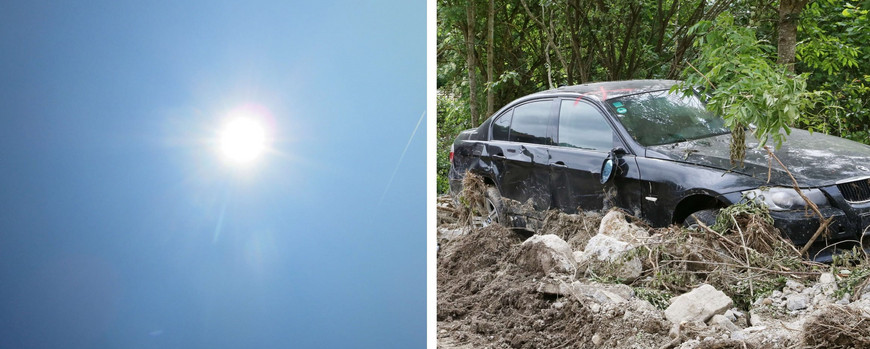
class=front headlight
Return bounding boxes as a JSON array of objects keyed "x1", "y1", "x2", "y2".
[{"x1": 741, "y1": 187, "x2": 829, "y2": 211}]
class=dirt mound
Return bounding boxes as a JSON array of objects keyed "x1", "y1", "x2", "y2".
[
  {"x1": 439, "y1": 224, "x2": 521, "y2": 277},
  {"x1": 538, "y1": 210, "x2": 602, "y2": 251},
  {"x1": 437, "y1": 221, "x2": 670, "y2": 348}
]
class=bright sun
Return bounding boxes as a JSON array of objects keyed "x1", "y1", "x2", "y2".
[{"x1": 219, "y1": 116, "x2": 266, "y2": 165}]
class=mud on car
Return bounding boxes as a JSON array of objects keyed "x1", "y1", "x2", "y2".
[{"x1": 448, "y1": 80, "x2": 870, "y2": 262}]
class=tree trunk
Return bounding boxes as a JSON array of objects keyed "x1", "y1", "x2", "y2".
[
  {"x1": 486, "y1": 0, "x2": 494, "y2": 117},
  {"x1": 777, "y1": 0, "x2": 808, "y2": 72},
  {"x1": 465, "y1": 0, "x2": 479, "y2": 126}
]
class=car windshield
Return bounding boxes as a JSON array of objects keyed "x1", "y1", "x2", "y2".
[{"x1": 606, "y1": 90, "x2": 730, "y2": 146}]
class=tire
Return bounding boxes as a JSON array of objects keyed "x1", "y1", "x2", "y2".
[
  {"x1": 684, "y1": 209, "x2": 718, "y2": 230},
  {"x1": 473, "y1": 186, "x2": 506, "y2": 228}
]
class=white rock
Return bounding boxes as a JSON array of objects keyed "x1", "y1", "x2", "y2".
[
  {"x1": 518, "y1": 234, "x2": 576, "y2": 274},
  {"x1": 771, "y1": 290, "x2": 783, "y2": 298},
  {"x1": 598, "y1": 209, "x2": 649, "y2": 242},
  {"x1": 749, "y1": 313, "x2": 763, "y2": 326},
  {"x1": 786, "y1": 294, "x2": 808, "y2": 311},
  {"x1": 837, "y1": 293, "x2": 851, "y2": 305},
  {"x1": 591, "y1": 333, "x2": 602, "y2": 345},
  {"x1": 730, "y1": 330, "x2": 747, "y2": 341},
  {"x1": 579, "y1": 234, "x2": 643, "y2": 281},
  {"x1": 710, "y1": 314, "x2": 740, "y2": 333},
  {"x1": 819, "y1": 272, "x2": 837, "y2": 295},
  {"x1": 850, "y1": 299, "x2": 870, "y2": 311},
  {"x1": 536, "y1": 281, "x2": 572, "y2": 295},
  {"x1": 571, "y1": 282, "x2": 628, "y2": 304},
  {"x1": 576, "y1": 210, "x2": 654, "y2": 281},
  {"x1": 786, "y1": 280, "x2": 804, "y2": 292},
  {"x1": 668, "y1": 322, "x2": 682, "y2": 338},
  {"x1": 813, "y1": 293, "x2": 830, "y2": 307},
  {"x1": 665, "y1": 284, "x2": 733, "y2": 324},
  {"x1": 724, "y1": 309, "x2": 737, "y2": 323},
  {"x1": 605, "y1": 283, "x2": 635, "y2": 300},
  {"x1": 573, "y1": 250, "x2": 584, "y2": 264}
]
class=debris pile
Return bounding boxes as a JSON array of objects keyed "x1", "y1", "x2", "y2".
[{"x1": 437, "y1": 183, "x2": 870, "y2": 348}]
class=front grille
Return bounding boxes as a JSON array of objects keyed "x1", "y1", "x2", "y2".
[{"x1": 838, "y1": 178, "x2": 870, "y2": 203}]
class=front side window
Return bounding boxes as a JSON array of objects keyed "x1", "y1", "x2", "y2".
[
  {"x1": 508, "y1": 100, "x2": 552, "y2": 145},
  {"x1": 557, "y1": 100, "x2": 613, "y2": 151}
]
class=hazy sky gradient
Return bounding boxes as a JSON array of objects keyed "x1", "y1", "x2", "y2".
[{"x1": 0, "y1": 1, "x2": 425, "y2": 348}]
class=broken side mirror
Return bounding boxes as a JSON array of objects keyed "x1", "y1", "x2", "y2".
[
  {"x1": 600, "y1": 157, "x2": 614, "y2": 184},
  {"x1": 600, "y1": 147, "x2": 626, "y2": 184}
]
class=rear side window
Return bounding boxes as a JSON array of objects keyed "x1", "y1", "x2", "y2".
[
  {"x1": 557, "y1": 100, "x2": 614, "y2": 151},
  {"x1": 492, "y1": 110, "x2": 512, "y2": 141},
  {"x1": 508, "y1": 100, "x2": 552, "y2": 145}
]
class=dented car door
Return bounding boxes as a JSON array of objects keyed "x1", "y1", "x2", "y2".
[
  {"x1": 488, "y1": 99, "x2": 556, "y2": 211},
  {"x1": 549, "y1": 99, "x2": 618, "y2": 213}
]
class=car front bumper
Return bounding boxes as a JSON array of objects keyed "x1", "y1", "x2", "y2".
[{"x1": 771, "y1": 206, "x2": 852, "y2": 246}]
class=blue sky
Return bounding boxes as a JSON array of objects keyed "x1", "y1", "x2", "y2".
[{"x1": 0, "y1": 1, "x2": 425, "y2": 348}]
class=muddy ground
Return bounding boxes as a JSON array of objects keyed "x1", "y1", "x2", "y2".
[{"x1": 436, "y1": 193, "x2": 870, "y2": 349}]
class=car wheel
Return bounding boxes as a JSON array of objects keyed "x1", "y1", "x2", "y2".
[
  {"x1": 472, "y1": 187, "x2": 506, "y2": 228},
  {"x1": 684, "y1": 209, "x2": 718, "y2": 230}
]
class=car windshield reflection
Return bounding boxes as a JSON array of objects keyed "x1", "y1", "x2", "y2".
[{"x1": 607, "y1": 90, "x2": 730, "y2": 146}]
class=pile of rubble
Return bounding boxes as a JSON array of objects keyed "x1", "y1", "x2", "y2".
[{"x1": 437, "y1": 195, "x2": 870, "y2": 349}]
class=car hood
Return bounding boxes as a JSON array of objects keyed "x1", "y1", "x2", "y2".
[{"x1": 646, "y1": 129, "x2": 870, "y2": 187}]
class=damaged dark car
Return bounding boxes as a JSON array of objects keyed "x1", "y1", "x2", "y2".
[{"x1": 448, "y1": 80, "x2": 870, "y2": 262}]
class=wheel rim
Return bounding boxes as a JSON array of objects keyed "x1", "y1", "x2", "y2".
[
  {"x1": 483, "y1": 198, "x2": 498, "y2": 226},
  {"x1": 472, "y1": 198, "x2": 499, "y2": 228}
]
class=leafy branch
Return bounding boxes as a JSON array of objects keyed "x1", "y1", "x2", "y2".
[{"x1": 675, "y1": 14, "x2": 810, "y2": 165}]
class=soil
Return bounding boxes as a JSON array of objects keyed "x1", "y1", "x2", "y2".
[
  {"x1": 437, "y1": 221, "x2": 670, "y2": 349},
  {"x1": 437, "y1": 193, "x2": 870, "y2": 349}
]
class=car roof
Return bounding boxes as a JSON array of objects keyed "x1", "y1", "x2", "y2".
[{"x1": 529, "y1": 79, "x2": 680, "y2": 101}]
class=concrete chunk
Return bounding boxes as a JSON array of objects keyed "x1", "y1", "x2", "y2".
[
  {"x1": 579, "y1": 234, "x2": 643, "y2": 281},
  {"x1": 665, "y1": 284, "x2": 733, "y2": 324},
  {"x1": 598, "y1": 210, "x2": 649, "y2": 243}
]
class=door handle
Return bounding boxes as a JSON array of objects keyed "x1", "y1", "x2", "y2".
[{"x1": 552, "y1": 161, "x2": 567, "y2": 168}]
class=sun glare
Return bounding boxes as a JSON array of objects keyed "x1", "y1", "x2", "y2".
[{"x1": 219, "y1": 116, "x2": 266, "y2": 165}]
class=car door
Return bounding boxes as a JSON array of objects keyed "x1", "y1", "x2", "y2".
[
  {"x1": 487, "y1": 99, "x2": 556, "y2": 212},
  {"x1": 548, "y1": 99, "x2": 622, "y2": 213}
]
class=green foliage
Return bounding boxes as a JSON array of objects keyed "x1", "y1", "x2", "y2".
[
  {"x1": 827, "y1": 245, "x2": 870, "y2": 301},
  {"x1": 633, "y1": 287, "x2": 673, "y2": 310},
  {"x1": 437, "y1": 93, "x2": 473, "y2": 194},
  {"x1": 832, "y1": 265, "x2": 870, "y2": 300},
  {"x1": 484, "y1": 71, "x2": 520, "y2": 92},
  {"x1": 797, "y1": 0, "x2": 870, "y2": 145},
  {"x1": 711, "y1": 197, "x2": 774, "y2": 234},
  {"x1": 677, "y1": 14, "x2": 810, "y2": 164},
  {"x1": 729, "y1": 276, "x2": 787, "y2": 310}
]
